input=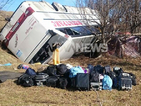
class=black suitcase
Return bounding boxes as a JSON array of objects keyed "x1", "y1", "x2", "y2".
[
  {"x1": 75, "y1": 73, "x2": 89, "y2": 90},
  {"x1": 34, "y1": 73, "x2": 49, "y2": 86},
  {"x1": 118, "y1": 73, "x2": 132, "y2": 90},
  {"x1": 46, "y1": 76, "x2": 59, "y2": 87}
]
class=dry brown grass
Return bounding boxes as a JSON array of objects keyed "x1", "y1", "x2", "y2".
[
  {"x1": 0, "y1": 11, "x2": 13, "y2": 30},
  {"x1": 0, "y1": 46, "x2": 141, "y2": 106},
  {"x1": 0, "y1": 11, "x2": 141, "y2": 106}
]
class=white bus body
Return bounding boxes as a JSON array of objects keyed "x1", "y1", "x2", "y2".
[{"x1": 0, "y1": 1, "x2": 100, "y2": 64}]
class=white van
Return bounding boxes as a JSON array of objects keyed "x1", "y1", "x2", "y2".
[{"x1": 0, "y1": 1, "x2": 100, "y2": 64}]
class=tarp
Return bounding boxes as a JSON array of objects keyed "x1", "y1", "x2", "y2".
[{"x1": 0, "y1": 71, "x2": 22, "y2": 83}]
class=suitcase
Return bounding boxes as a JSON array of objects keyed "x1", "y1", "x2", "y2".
[
  {"x1": 118, "y1": 73, "x2": 132, "y2": 90},
  {"x1": 46, "y1": 76, "x2": 59, "y2": 87},
  {"x1": 75, "y1": 73, "x2": 89, "y2": 90},
  {"x1": 90, "y1": 82, "x2": 102, "y2": 90},
  {"x1": 34, "y1": 73, "x2": 49, "y2": 86},
  {"x1": 90, "y1": 74, "x2": 103, "y2": 90}
]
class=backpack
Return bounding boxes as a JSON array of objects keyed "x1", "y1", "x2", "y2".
[
  {"x1": 17, "y1": 74, "x2": 34, "y2": 87},
  {"x1": 102, "y1": 75, "x2": 113, "y2": 90},
  {"x1": 57, "y1": 64, "x2": 68, "y2": 75},
  {"x1": 113, "y1": 67, "x2": 124, "y2": 76},
  {"x1": 90, "y1": 71, "x2": 100, "y2": 82},
  {"x1": 25, "y1": 68, "x2": 36, "y2": 76},
  {"x1": 42, "y1": 65, "x2": 57, "y2": 76},
  {"x1": 94, "y1": 65, "x2": 104, "y2": 74}
]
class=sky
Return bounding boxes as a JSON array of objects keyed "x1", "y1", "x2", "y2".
[{"x1": 2, "y1": 0, "x2": 76, "y2": 11}]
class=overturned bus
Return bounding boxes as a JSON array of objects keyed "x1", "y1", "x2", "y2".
[{"x1": 0, "y1": 1, "x2": 100, "y2": 64}]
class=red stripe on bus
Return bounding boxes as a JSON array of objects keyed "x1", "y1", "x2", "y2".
[{"x1": 5, "y1": 7, "x2": 35, "y2": 46}]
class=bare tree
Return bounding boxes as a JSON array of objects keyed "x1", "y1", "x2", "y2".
[
  {"x1": 129, "y1": 0, "x2": 141, "y2": 33},
  {"x1": 76, "y1": 0, "x2": 141, "y2": 42},
  {"x1": 76, "y1": 0, "x2": 122, "y2": 43}
]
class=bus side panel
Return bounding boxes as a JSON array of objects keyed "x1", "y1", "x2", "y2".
[
  {"x1": 8, "y1": 20, "x2": 47, "y2": 62},
  {"x1": 17, "y1": 23, "x2": 47, "y2": 62}
]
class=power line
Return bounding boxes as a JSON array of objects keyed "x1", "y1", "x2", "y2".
[
  {"x1": 5, "y1": 0, "x2": 16, "y2": 11},
  {"x1": 0, "y1": 0, "x2": 12, "y2": 10}
]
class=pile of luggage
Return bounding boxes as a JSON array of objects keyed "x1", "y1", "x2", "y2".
[{"x1": 17, "y1": 64, "x2": 137, "y2": 91}]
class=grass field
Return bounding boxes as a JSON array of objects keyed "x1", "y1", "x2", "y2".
[
  {"x1": 0, "y1": 11, "x2": 141, "y2": 106},
  {"x1": 0, "y1": 47, "x2": 141, "y2": 106}
]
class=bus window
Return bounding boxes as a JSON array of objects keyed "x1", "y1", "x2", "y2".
[
  {"x1": 59, "y1": 29, "x2": 67, "y2": 34},
  {"x1": 57, "y1": 26, "x2": 98, "y2": 36},
  {"x1": 71, "y1": 26, "x2": 92, "y2": 35},
  {"x1": 65, "y1": 28, "x2": 74, "y2": 35},
  {"x1": 58, "y1": 28, "x2": 80, "y2": 35},
  {"x1": 70, "y1": 29, "x2": 80, "y2": 35}
]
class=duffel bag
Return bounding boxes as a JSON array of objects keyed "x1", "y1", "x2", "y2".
[
  {"x1": 46, "y1": 76, "x2": 59, "y2": 87},
  {"x1": 56, "y1": 64, "x2": 68, "y2": 75},
  {"x1": 42, "y1": 65, "x2": 57, "y2": 76},
  {"x1": 17, "y1": 74, "x2": 34, "y2": 87},
  {"x1": 25, "y1": 68, "x2": 36, "y2": 76},
  {"x1": 58, "y1": 77, "x2": 68, "y2": 89}
]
